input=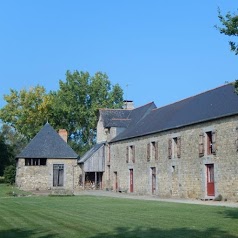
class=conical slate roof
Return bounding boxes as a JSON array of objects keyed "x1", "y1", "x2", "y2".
[{"x1": 16, "y1": 123, "x2": 78, "y2": 159}]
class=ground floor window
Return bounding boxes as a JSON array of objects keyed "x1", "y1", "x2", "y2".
[{"x1": 53, "y1": 164, "x2": 64, "y2": 187}]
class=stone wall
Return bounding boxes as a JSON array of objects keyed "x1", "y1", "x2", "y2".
[
  {"x1": 16, "y1": 158, "x2": 82, "y2": 191},
  {"x1": 107, "y1": 115, "x2": 238, "y2": 201}
]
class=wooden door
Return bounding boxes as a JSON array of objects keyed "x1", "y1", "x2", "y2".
[
  {"x1": 129, "y1": 169, "x2": 133, "y2": 193},
  {"x1": 151, "y1": 167, "x2": 156, "y2": 195},
  {"x1": 207, "y1": 164, "x2": 215, "y2": 196},
  {"x1": 114, "y1": 172, "x2": 118, "y2": 191}
]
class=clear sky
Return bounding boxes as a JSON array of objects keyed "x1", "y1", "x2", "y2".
[{"x1": 0, "y1": 1, "x2": 237, "y2": 109}]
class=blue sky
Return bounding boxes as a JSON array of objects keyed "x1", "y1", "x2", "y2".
[{"x1": 0, "y1": 1, "x2": 237, "y2": 109}]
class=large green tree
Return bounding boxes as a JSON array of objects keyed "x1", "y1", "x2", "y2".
[
  {"x1": 51, "y1": 70, "x2": 123, "y2": 154},
  {"x1": 0, "y1": 124, "x2": 27, "y2": 176},
  {"x1": 0, "y1": 134, "x2": 10, "y2": 176},
  {"x1": 0, "y1": 70, "x2": 124, "y2": 155},
  {"x1": 0, "y1": 86, "x2": 53, "y2": 140},
  {"x1": 216, "y1": 8, "x2": 238, "y2": 55},
  {"x1": 216, "y1": 8, "x2": 238, "y2": 93}
]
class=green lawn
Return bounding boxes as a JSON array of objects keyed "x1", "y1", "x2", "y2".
[{"x1": 0, "y1": 185, "x2": 237, "y2": 238}]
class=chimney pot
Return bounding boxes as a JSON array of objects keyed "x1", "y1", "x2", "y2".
[
  {"x1": 58, "y1": 129, "x2": 68, "y2": 143},
  {"x1": 123, "y1": 100, "x2": 134, "y2": 109}
]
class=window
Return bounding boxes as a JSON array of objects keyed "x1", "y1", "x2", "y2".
[
  {"x1": 206, "y1": 131, "x2": 213, "y2": 155},
  {"x1": 53, "y1": 164, "x2": 64, "y2": 187},
  {"x1": 25, "y1": 158, "x2": 47, "y2": 166},
  {"x1": 168, "y1": 137, "x2": 181, "y2": 159},
  {"x1": 147, "y1": 143, "x2": 150, "y2": 161},
  {"x1": 126, "y1": 145, "x2": 135, "y2": 163},
  {"x1": 199, "y1": 131, "x2": 216, "y2": 157},
  {"x1": 107, "y1": 165, "x2": 110, "y2": 180},
  {"x1": 147, "y1": 141, "x2": 158, "y2": 161}
]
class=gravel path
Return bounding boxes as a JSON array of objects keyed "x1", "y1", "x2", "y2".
[{"x1": 74, "y1": 190, "x2": 238, "y2": 208}]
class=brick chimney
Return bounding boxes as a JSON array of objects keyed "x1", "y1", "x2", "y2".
[
  {"x1": 58, "y1": 129, "x2": 68, "y2": 143},
  {"x1": 123, "y1": 100, "x2": 134, "y2": 109}
]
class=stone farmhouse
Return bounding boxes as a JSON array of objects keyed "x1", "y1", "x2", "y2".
[
  {"x1": 16, "y1": 83, "x2": 238, "y2": 201},
  {"x1": 80, "y1": 83, "x2": 238, "y2": 201}
]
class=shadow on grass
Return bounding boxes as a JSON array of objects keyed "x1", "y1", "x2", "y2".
[
  {"x1": 221, "y1": 209, "x2": 238, "y2": 219},
  {"x1": 89, "y1": 227, "x2": 238, "y2": 238},
  {"x1": 0, "y1": 228, "x2": 57, "y2": 238}
]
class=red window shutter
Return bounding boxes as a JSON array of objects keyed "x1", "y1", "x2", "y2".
[
  {"x1": 155, "y1": 142, "x2": 159, "y2": 160},
  {"x1": 199, "y1": 132, "x2": 204, "y2": 157},
  {"x1": 168, "y1": 139, "x2": 172, "y2": 159},
  {"x1": 132, "y1": 146, "x2": 135, "y2": 163},
  {"x1": 126, "y1": 146, "x2": 129, "y2": 163},
  {"x1": 147, "y1": 143, "x2": 150, "y2": 161},
  {"x1": 212, "y1": 131, "x2": 217, "y2": 155},
  {"x1": 177, "y1": 137, "x2": 181, "y2": 158}
]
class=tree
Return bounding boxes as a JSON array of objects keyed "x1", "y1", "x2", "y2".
[
  {"x1": 51, "y1": 70, "x2": 123, "y2": 154},
  {"x1": 216, "y1": 8, "x2": 238, "y2": 55},
  {"x1": 3, "y1": 165, "x2": 16, "y2": 184},
  {"x1": 0, "y1": 71, "x2": 124, "y2": 155},
  {"x1": 0, "y1": 135, "x2": 10, "y2": 176},
  {"x1": 0, "y1": 124, "x2": 27, "y2": 176},
  {"x1": 0, "y1": 86, "x2": 54, "y2": 140}
]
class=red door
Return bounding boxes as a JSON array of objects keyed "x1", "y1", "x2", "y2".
[
  {"x1": 129, "y1": 169, "x2": 133, "y2": 193},
  {"x1": 151, "y1": 167, "x2": 156, "y2": 195},
  {"x1": 114, "y1": 172, "x2": 118, "y2": 191},
  {"x1": 207, "y1": 164, "x2": 215, "y2": 196}
]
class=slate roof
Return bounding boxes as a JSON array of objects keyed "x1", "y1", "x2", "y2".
[
  {"x1": 78, "y1": 142, "x2": 104, "y2": 163},
  {"x1": 111, "y1": 84, "x2": 238, "y2": 142},
  {"x1": 16, "y1": 123, "x2": 78, "y2": 159},
  {"x1": 100, "y1": 102, "x2": 156, "y2": 128},
  {"x1": 100, "y1": 109, "x2": 132, "y2": 128}
]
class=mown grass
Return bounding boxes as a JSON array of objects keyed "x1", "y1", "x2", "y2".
[
  {"x1": 0, "y1": 184, "x2": 30, "y2": 197},
  {"x1": 0, "y1": 185, "x2": 237, "y2": 238}
]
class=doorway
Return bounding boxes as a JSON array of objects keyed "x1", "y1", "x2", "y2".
[
  {"x1": 206, "y1": 164, "x2": 215, "y2": 196},
  {"x1": 129, "y1": 169, "x2": 133, "y2": 193},
  {"x1": 114, "y1": 171, "x2": 118, "y2": 191},
  {"x1": 151, "y1": 167, "x2": 156, "y2": 195}
]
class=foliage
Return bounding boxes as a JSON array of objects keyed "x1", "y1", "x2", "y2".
[
  {"x1": 3, "y1": 165, "x2": 16, "y2": 184},
  {"x1": 216, "y1": 8, "x2": 238, "y2": 55},
  {"x1": 0, "y1": 124, "x2": 27, "y2": 160},
  {"x1": 0, "y1": 71, "x2": 123, "y2": 155},
  {"x1": 0, "y1": 134, "x2": 10, "y2": 176},
  {"x1": 0, "y1": 85, "x2": 54, "y2": 140},
  {"x1": 0, "y1": 124, "x2": 27, "y2": 176},
  {"x1": 51, "y1": 70, "x2": 123, "y2": 154},
  {"x1": 0, "y1": 195, "x2": 237, "y2": 237}
]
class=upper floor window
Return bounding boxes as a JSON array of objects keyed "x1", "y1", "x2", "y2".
[
  {"x1": 206, "y1": 131, "x2": 213, "y2": 155},
  {"x1": 168, "y1": 137, "x2": 181, "y2": 159},
  {"x1": 147, "y1": 141, "x2": 158, "y2": 161},
  {"x1": 25, "y1": 158, "x2": 47, "y2": 166},
  {"x1": 126, "y1": 145, "x2": 135, "y2": 163},
  {"x1": 199, "y1": 131, "x2": 216, "y2": 157}
]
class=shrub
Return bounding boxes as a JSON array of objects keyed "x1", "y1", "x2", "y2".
[
  {"x1": 0, "y1": 176, "x2": 5, "y2": 184},
  {"x1": 3, "y1": 165, "x2": 16, "y2": 185}
]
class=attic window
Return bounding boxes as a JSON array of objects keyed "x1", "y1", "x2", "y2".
[{"x1": 25, "y1": 158, "x2": 47, "y2": 166}]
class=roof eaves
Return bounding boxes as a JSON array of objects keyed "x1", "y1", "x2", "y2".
[{"x1": 110, "y1": 112, "x2": 238, "y2": 143}]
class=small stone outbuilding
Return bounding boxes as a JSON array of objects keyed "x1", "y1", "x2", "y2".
[{"x1": 16, "y1": 123, "x2": 79, "y2": 191}]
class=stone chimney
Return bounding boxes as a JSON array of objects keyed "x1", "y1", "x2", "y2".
[
  {"x1": 58, "y1": 129, "x2": 68, "y2": 143},
  {"x1": 123, "y1": 100, "x2": 134, "y2": 109}
]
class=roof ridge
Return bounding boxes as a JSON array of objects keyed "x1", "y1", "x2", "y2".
[
  {"x1": 152, "y1": 83, "x2": 230, "y2": 112},
  {"x1": 99, "y1": 101, "x2": 155, "y2": 112}
]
